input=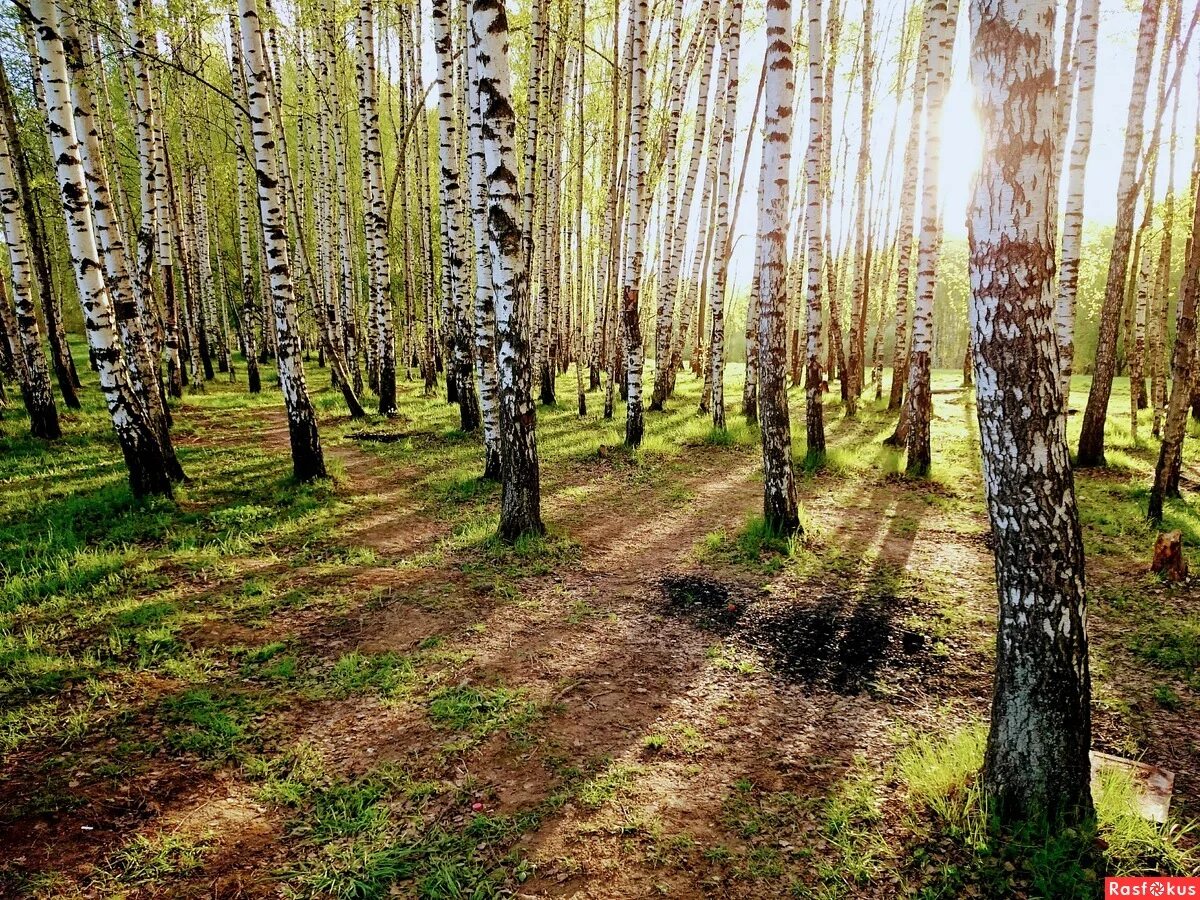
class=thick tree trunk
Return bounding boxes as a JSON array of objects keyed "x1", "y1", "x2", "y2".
[{"x1": 968, "y1": 0, "x2": 1092, "y2": 827}]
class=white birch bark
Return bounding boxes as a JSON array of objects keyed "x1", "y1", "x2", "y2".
[
  {"x1": 967, "y1": 0, "x2": 1092, "y2": 826},
  {"x1": 237, "y1": 0, "x2": 326, "y2": 481},
  {"x1": 30, "y1": 0, "x2": 173, "y2": 495}
]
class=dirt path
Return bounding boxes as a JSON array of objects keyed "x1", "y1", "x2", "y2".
[{"x1": 200, "y1": 408, "x2": 1008, "y2": 898}]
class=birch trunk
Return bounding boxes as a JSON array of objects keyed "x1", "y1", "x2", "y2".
[
  {"x1": 622, "y1": 0, "x2": 650, "y2": 448},
  {"x1": 846, "y1": 0, "x2": 875, "y2": 416},
  {"x1": 237, "y1": 0, "x2": 326, "y2": 481},
  {"x1": 0, "y1": 57, "x2": 79, "y2": 410},
  {"x1": 708, "y1": 0, "x2": 743, "y2": 430},
  {"x1": 905, "y1": 0, "x2": 959, "y2": 476},
  {"x1": 355, "y1": 0, "x2": 398, "y2": 415},
  {"x1": 471, "y1": 0, "x2": 544, "y2": 540},
  {"x1": 466, "y1": 0, "x2": 502, "y2": 479},
  {"x1": 1148, "y1": 125, "x2": 1200, "y2": 521},
  {"x1": 804, "y1": 0, "x2": 827, "y2": 460},
  {"x1": 969, "y1": 0, "x2": 1092, "y2": 826},
  {"x1": 30, "y1": 0, "x2": 173, "y2": 496},
  {"x1": 757, "y1": 0, "x2": 800, "y2": 534},
  {"x1": 1076, "y1": 0, "x2": 1160, "y2": 467},
  {"x1": 432, "y1": 0, "x2": 480, "y2": 432},
  {"x1": 1054, "y1": 0, "x2": 1099, "y2": 403},
  {"x1": 0, "y1": 114, "x2": 60, "y2": 438},
  {"x1": 888, "y1": 0, "x2": 936, "y2": 412},
  {"x1": 229, "y1": 12, "x2": 261, "y2": 394}
]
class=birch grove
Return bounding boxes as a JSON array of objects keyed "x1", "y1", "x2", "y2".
[{"x1": 3, "y1": 0, "x2": 1200, "y2": 869}]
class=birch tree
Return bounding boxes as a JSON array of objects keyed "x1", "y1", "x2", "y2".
[
  {"x1": 708, "y1": 0, "x2": 743, "y2": 430},
  {"x1": 757, "y1": 0, "x2": 800, "y2": 534},
  {"x1": 28, "y1": 0, "x2": 176, "y2": 496},
  {"x1": 1075, "y1": 0, "x2": 1160, "y2": 466},
  {"x1": 0, "y1": 114, "x2": 60, "y2": 439},
  {"x1": 968, "y1": 0, "x2": 1092, "y2": 826},
  {"x1": 622, "y1": 0, "x2": 650, "y2": 447},
  {"x1": 432, "y1": 0, "x2": 480, "y2": 432},
  {"x1": 355, "y1": 0, "x2": 397, "y2": 416},
  {"x1": 1054, "y1": 0, "x2": 1099, "y2": 402},
  {"x1": 471, "y1": 0, "x2": 544, "y2": 540},
  {"x1": 804, "y1": 0, "x2": 827, "y2": 461},
  {"x1": 904, "y1": 0, "x2": 959, "y2": 475},
  {"x1": 467, "y1": 0, "x2": 502, "y2": 480},
  {"x1": 237, "y1": 0, "x2": 325, "y2": 481},
  {"x1": 887, "y1": 0, "x2": 936, "y2": 412}
]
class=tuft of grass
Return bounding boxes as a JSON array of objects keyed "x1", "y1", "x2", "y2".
[
  {"x1": 106, "y1": 832, "x2": 215, "y2": 885},
  {"x1": 322, "y1": 651, "x2": 419, "y2": 699},
  {"x1": 160, "y1": 689, "x2": 263, "y2": 761},
  {"x1": 699, "y1": 515, "x2": 799, "y2": 573},
  {"x1": 426, "y1": 684, "x2": 537, "y2": 739},
  {"x1": 896, "y1": 722, "x2": 987, "y2": 839},
  {"x1": 895, "y1": 723, "x2": 1199, "y2": 897}
]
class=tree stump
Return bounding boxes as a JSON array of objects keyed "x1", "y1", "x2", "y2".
[{"x1": 1151, "y1": 531, "x2": 1188, "y2": 582}]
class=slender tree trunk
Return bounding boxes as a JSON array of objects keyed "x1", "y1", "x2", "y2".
[
  {"x1": 1076, "y1": 0, "x2": 1160, "y2": 467},
  {"x1": 1149, "y1": 101, "x2": 1200, "y2": 520},
  {"x1": 229, "y1": 13, "x2": 261, "y2": 394},
  {"x1": 29, "y1": 0, "x2": 173, "y2": 496},
  {"x1": 0, "y1": 58, "x2": 79, "y2": 411},
  {"x1": 804, "y1": 0, "x2": 827, "y2": 461},
  {"x1": 648, "y1": 0, "x2": 687, "y2": 411},
  {"x1": 622, "y1": 0, "x2": 650, "y2": 448},
  {"x1": 471, "y1": 0, "x2": 544, "y2": 540},
  {"x1": 708, "y1": 1, "x2": 743, "y2": 430},
  {"x1": 237, "y1": 0, "x2": 325, "y2": 481},
  {"x1": 0, "y1": 117, "x2": 60, "y2": 438},
  {"x1": 757, "y1": 0, "x2": 800, "y2": 534},
  {"x1": 432, "y1": 0, "x2": 480, "y2": 432},
  {"x1": 1054, "y1": 0, "x2": 1099, "y2": 404},
  {"x1": 905, "y1": 0, "x2": 959, "y2": 476},
  {"x1": 846, "y1": 0, "x2": 875, "y2": 417},
  {"x1": 356, "y1": 0, "x2": 398, "y2": 415},
  {"x1": 888, "y1": 0, "x2": 936, "y2": 413},
  {"x1": 466, "y1": 0, "x2": 502, "y2": 479}
]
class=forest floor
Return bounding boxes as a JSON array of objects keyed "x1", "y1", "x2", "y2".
[{"x1": 1, "y1": 351, "x2": 1198, "y2": 899}]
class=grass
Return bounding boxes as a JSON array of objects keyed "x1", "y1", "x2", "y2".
[
  {"x1": 4, "y1": 346, "x2": 1200, "y2": 896},
  {"x1": 1130, "y1": 617, "x2": 1200, "y2": 687},
  {"x1": 426, "y1": 683, "x2": 537, "y2": 739},
  {"x1": 894, "y1": 723, "x2": 1199, "y2": 897}
]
